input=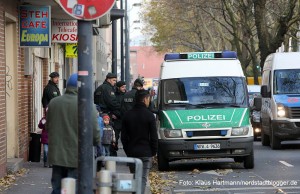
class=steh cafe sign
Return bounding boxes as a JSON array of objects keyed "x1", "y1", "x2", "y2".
[
  {"x1": 19, "y1": 5, "x2": 51, "y2": 47},
  {"x1": 52, "y1": 20, "x2": 78, "y2": 43}
]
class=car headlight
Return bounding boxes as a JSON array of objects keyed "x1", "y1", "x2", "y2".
[
  {"x1": 231, "y1": 126, "x2": 249, "y2": 136},
  {"x1": 277, "y1": 104, "x2": 286, "y2": 117},
  {"x1": 163, "y1": 129, "x2": 182, "y2": 138}
]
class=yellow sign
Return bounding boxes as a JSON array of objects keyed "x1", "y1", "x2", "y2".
[
  {"x1": 65, "y1": 43, "x2": 77, "y2": 58},
  {"x1": 143, "y1": 78, "x2": 153, "y2": 90}
]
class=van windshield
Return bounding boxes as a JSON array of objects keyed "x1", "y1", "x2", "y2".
[
  {"x1": 162, "y1": 77, "x2": 247, "y2": 108},
  {"x1": 274, "y1": 69, "x2": 300, "y2": 94}
]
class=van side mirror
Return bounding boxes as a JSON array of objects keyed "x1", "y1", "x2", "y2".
[
  {"x1": 253, "y1": 97, "x2": 262, "y2": 111},
  {"x1": 261, "y1": 85, "x2": 270, "y2": 98}
]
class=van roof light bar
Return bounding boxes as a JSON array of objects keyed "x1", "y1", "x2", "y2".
[{"x1": 164, "y1": 51, "x2": 237, "y2": 61}]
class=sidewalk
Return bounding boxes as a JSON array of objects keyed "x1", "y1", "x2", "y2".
[{"x1": 1, "y1": 146, "x2": 149, "y2": 194}]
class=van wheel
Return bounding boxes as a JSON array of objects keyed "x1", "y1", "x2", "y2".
[
  {"x1": 270, "y1": 126, "x2": 281, "y2": 150},
  {"x1": 157, "y1": 150, "x2": 169, "y2": 171},
  {"x1": 261, "y1": 125, "x2": 270, "y2": 146},
  {"x1": 244, "y1": 151, "x2": 254, "y2": 169}
]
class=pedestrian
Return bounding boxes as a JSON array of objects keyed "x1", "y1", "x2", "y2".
[
  {"x1": 42, "y1": 72, "x2": 61, "y2": 109},
  {"x1": 41, "y1": 72, "x2": 61, "y2": 168},
  {"x1": 46, "y1": 73, "x2": 100, "y2": 194},
  {"x1": 38, "y1": 114, "x2": 49, "y2": 167},
  {"x1": 121, "y1": 89, "x2": 158, "y2": 194},
  {"x1": 94, "y1": 73, "x2": 120, "y2": 120},
  {"x1": 111, "y1": 80, "x2": 126, "y2": 156},
  {"x1": 96, "y1": 105, "x2": 104, "y2": 158},
  {"x1": 101, "y1": 114, "x2": 116, "y2": 156},
  {"x1": 121, "y1": 78, "x2": 144, "y2": 115}
]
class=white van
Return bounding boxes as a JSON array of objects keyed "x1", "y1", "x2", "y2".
[
  {"x1": 260, "y1": 52, "x2": 300, "y2": 149},
  {"x1": 156, "y1": 51, "x2": 254, "y2": 171}
]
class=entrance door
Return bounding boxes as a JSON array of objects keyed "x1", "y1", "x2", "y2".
[
  {"x1": 33, "y1": 57, "x2": 43, "y2": 131},
  {"x1": 5, "y1": 19, "x2": 18, "y2": 158}
]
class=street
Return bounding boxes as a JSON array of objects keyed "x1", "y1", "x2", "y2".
[{"x1": 157, "y1": 141, "x2": 300, "y2": 194}]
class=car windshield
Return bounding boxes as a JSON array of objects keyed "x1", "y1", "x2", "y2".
[
  {"x1": 274, "y1": 69, "x2": 300, "y2": 94},
  {"x1": 162, "y1": 77, "x2": 247, "y2": 108}
]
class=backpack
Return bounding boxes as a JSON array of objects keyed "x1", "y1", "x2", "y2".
[{"x1": 102, "y1": 127, "x2": 113, "y2": 145}]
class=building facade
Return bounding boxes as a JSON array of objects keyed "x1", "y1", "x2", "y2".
[{"x1": 0, "y1": 0, "x2": 112, "y2": 178}]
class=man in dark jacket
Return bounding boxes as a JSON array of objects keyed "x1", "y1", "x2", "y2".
[
  {"x1": 111, "y1": 81, "x2": 126, "y2": 156},
  {"x1": 94, "y1": 73, "x2": 120, "y2": 119},
  {"x1": 121, "y1": 89, "x2": 158, "y2": 193},
  {"x1": 42, "y1": 72, "x2": 61, "y2": 109},
  {"x1": 121, "y1": 78, "x2": 144, "y2": 115}
]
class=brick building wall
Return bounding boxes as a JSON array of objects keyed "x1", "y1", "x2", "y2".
[
  {"x1": 15, "y1": 3, "x2": 32, "y2": 162},
  {"x1": 0, "y1": 2, "x2": 7, "y2": 178},
  {"x1": 0, "y1": 0, "x2": 33, "y2": 177}
]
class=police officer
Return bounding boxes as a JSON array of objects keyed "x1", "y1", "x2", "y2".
[
  {"x1": 111, "y1": 81, "x2": 126, "y2": 156},
  {"x1": 94, "y1": 73, "x2": 120, "y2": 119},
  {"x1": 42, "y1": 72, "x2": 61, "y2": 109},
  {"x1": 121, "y1": 78, "x2": 144, "y2": 115}
]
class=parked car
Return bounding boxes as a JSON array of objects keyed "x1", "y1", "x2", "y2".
[{"x1": 247, "y1": 85, "x2": 261, "y2": 140}]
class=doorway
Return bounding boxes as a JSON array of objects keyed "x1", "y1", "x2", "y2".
[
  {"x1": 33, "y1": 57, "x2": 43, "y2": 131},
  {"x1": 5, "y1": 15, "x2": 18, "y2": 158}
]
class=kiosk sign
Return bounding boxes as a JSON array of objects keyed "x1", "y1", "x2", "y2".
[{"x1": 56, "y1": 0, "x2": 115, "y2": 21}]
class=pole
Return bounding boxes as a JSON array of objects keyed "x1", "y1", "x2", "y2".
[
  {"x1": 125, "y1": 0, "x2": 131, "y2": 90},
  {"x1": 120, "y1": 0, "x2": 125, "y2": 81},
  {"x1": 112, "y1": 4, "x2": 118, "y2": 74},
  {"x1": 78, "y1": 20, "x2": 94, "y2": 194}
]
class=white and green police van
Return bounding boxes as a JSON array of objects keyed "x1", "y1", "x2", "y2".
[{"x1": 155, "y1": 51, "x2": 254, "y2": 171}]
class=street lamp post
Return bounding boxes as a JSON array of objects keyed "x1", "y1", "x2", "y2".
[
  {"x1": 125, "y1": 0, "x2": 130, "y2": 89},
  {"x1": 120, "y1": 0, "x2": 125, "y2": 81},
  {"x1": 124, "y1": 1, "x2": 142, "y2": 89}
]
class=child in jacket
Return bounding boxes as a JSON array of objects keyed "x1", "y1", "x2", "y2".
[{"x1": 101, "y1": 114, "x2": 116, "y2": 156}]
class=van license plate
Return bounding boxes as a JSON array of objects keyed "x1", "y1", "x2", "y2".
[{"x1": 194, "y1": 143, "x2": 220, "y2": 150}]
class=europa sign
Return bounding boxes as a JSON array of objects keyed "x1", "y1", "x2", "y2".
[
  {"x1": 56, "y1": 0, "x2": 115, "y2": 21},
  {"x1": 19, "y1": 5, "x2": 51, "y2": 47},
  {"x1": 52, "y1": 20, "x2": 78, "y2": 43}
]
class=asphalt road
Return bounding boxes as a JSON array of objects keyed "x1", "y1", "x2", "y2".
[{"x1": 159, "y1": 140, "x2": 300, "y2": 194}]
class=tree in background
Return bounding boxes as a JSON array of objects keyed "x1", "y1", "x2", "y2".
[
  {"x1": 253, "y1": 0, "x2": 300, "y2": 68},
  {"x1": 142, "y1": 0, "x2": 300, "y2": 84}
]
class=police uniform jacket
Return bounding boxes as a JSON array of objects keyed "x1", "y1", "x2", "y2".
[
  {"x1": 42, "y1": 80, "x2": 61, "y2": 108},
  {"x1": 121, "y1": 87, "x2": 138, "y2": 116},
  {"x1": 94, "y1": 81, "x2": 120, "y2": 115}
]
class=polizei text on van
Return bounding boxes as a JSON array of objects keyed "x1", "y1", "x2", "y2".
[{"x1": 187, "y1": 115, "x2": 226, "y2": 121}]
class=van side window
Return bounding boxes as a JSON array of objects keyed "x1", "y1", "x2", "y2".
[
  {"x1": 163, "y1": 79, "x2": 187, "y2": 104},
  {"x1": 262, "y1": 70, "x2": 271, "y2": 92},
  {"x1": 262, "y1": 70, "x2": 269, "y2": 86},
  {"x1": 268, "y1": 71, "x2": 272, "y2": 93}
]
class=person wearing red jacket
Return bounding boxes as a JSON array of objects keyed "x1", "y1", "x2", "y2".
[{"x1": 38, "y1": 116, "x2": 49, "y2": 167}]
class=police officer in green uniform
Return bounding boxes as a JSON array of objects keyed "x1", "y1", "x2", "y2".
[
  {"x1": 121, "y1": 78, "x2": 144, "y2": 115},
  {"x1": 94, "y1": 73, "x2": 120, "y2": 119},
  {"x1": 110, "y1": 80, "x2": 126, "y2": 156},
  {"x1": 42, "y1": 72, "x2": 61, "y2": 109}
]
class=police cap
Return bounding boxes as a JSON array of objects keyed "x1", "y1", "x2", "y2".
[
  {"x1": 49, "y1": 72, "x2": 59, "y2": 78},
  {"x1": 106, "y1": 73, "x2": 117, "y2": 79},
  {"x1": 134, "y1": 78, "x2": 144, "y2": 87},
  {"x1": 116, "y1": 81, "x2": 126, "y2": 87}
]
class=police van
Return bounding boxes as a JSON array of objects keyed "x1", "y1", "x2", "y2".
[
  {"x1": 155, "y1": 51, "x2": 254, "y2": 170},
  {"x1": 260, "y1": 52, "x2": 300, "y2": 149}
]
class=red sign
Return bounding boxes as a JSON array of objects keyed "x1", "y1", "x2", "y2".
[
  {"x1": 56, "y1": 0, "x2": 115, "y2": 21},
  {"x1": 287, "y1": 97, "x2": 299, "y2": 103}
]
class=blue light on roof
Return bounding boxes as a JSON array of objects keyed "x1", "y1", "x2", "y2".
[
  {"x1": 222, "y1": 51, "x2": 237, "y2": 58},
  {"x1": 164, "y1": 51, "x2": 237, "y2": 61},
  {"x1": 164, "y1": 53, "x2": 180, "y2": 61}
]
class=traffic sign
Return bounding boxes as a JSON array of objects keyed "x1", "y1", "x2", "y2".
[{"x1": 56, "y1": 0, "x2": 115, "y2": 21}]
